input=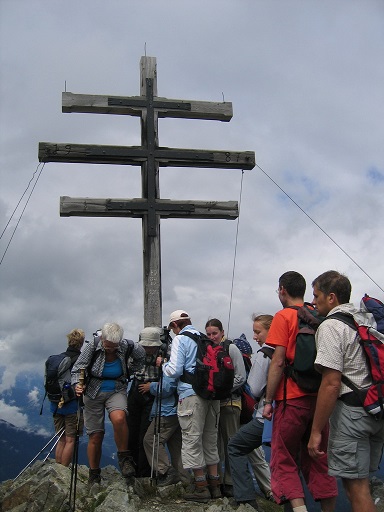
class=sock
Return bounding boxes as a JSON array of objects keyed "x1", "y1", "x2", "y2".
[{"x1": 293, "y1": 506, "x2": 308, "y2": 512}]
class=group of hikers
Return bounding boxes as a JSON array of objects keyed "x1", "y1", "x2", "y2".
[{"x1": 47, "y1": 269, "x2": 384, "y2": 512}]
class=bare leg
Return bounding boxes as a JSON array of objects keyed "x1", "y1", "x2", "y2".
[
  {"x1": 60, "y1": 436, "x2": 76, "y2": 467},
  {"x1": 110, "y1": 410, "x2": 129, "y2": 451},
  {"x1": 343, "y1": 477, "x2": 376, "y2": 512},
  {"x1": 87, "y1": 431, "x2": 104, "y2": 469}
]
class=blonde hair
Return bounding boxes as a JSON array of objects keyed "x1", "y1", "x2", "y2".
[
  {"x1": 251, "y1": 314, "x2": 273, "y2": 331},
  {"x1": 67, "y1": 328, "x2": 85, "y2": 349}
]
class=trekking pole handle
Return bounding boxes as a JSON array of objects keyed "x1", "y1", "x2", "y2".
[{"x1": 79, "y1": 368, "x2": 85, "y2": 390}]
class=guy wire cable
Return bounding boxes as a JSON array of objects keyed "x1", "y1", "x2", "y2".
[
  {"x1": 256, "y1": 163, "x2": 384, "y2": 294},
  {"x1": 0, "y1": 162, "x2": 44, "y2": 240},
  {"x1": 227, "y1": 169, "x2": 245, "y2": 337},
  {"x1": 0, "y1": 162, "x2": 45, "y2": 267}
]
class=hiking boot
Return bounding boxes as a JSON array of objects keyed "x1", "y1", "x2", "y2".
[
  {"x1": 184, "y1": 479, "x2": 211, "y2": 503},
  {"x1": 208, "y1": 475, "x2": 222, "y2": 499},
  {"x1": 157, "y1": 467, "x2": 181, "y2": 487},
  {"x1": 265, "y1": 491, "x2": 275, "y2": 502},
  {"x1": 222, "y1": 484, "x2": 233, "y2": 497},
  {"x1": 88, "y1": 468, "x2": 101, "y2": 485},
  {"x1": 237, "y1": 499, "x2": 259, "y2": 510},
  {"x1": 117, "y1": 450, "x2": 136, "y2": 478}
]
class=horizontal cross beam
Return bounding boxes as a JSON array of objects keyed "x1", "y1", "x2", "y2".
[
  {"x1": 62, "y1": 92, "x2": 233, "y2": 121},
  {"x1": 60, "y1": 196, "x2": 239, "y2": 220},
  {"x1": 39, "y1": 142, "x2": 255, "y2": 170}
]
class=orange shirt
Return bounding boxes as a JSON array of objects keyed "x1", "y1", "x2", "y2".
[{"x1": 266, "y1": 305, "x2": 314, "y2": 401}]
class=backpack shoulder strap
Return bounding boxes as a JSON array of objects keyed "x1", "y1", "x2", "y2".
[
  {"x1": 181, "y1": 331, "x2": 201, "y2": 342},
  {"x1": 222, "y1": 338, "x2": 232, "y2": 353},
  {"x1": 323, "y1": 312, "x2": 360, "y2": 392},
  {"x1": 258, "y1": 346, "x2": 274, "y2": 359},
  {"x1": 325, "y1": 311, "x2": 357, "y2": 331}
]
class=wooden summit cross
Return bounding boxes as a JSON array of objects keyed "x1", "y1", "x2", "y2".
[{"x1": 39, "y1": 56, "x2": 255, "y2": 327}]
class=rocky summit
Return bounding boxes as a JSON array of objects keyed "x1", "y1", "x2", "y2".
[
  {"x1": 0, "y1": 460, "x2": 281, "y2": 512},
  {"x1": 1, "y1": 460, "x2": 384, "y2": 512}
]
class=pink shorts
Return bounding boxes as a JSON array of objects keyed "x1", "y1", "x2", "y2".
[{"x1": 270, "y1": 396, "x2": 337, "y2": 504}]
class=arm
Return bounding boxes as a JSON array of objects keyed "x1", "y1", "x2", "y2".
[
  {"x1": 71, "y1": 340, "x2": 95, "y2": 386},
  {"x1": 163, "y1": 335, "x2": 183, "y2": 378},
  {"x1": 248, "y1": 349, "x2": 271, "y2": 398},
  {"x1": 229, "y1": 344, "x2": 246, "y2": 391},
  {"x1": 127, "y1": 341, "x2": 146, "y2": 375},
  {"x1": 262, "y1": 345, "x2": 286, "y2": 420},
  {"x1": 308, "y1": 367, "x2": 341, "y2": 458},
  {"x1": 148, "y1": 375, "x2": 177, "y2": 398}
]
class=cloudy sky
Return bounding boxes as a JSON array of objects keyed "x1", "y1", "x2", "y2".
[{"x1": 1, "y1": 1, "x2": 384, "y2": 424}]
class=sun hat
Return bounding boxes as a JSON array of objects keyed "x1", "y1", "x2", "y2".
[{"x1": 139, "y1": 327, "x2": 162, "y2": 347}]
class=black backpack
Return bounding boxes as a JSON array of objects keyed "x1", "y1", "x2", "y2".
[
  {"x1": 44, "y1": 350, "x2": 79, "y2": 404},
  {"x1": 180, "y1": 331, "x2": 235, "y2": 400},
  {"x1": 283, "y1": 303, "x2": 324, "y2": 393}
]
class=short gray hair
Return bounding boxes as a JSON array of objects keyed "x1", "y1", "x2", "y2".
[{"x1": 101, "y1": 323, "x2": 124, "y2": 344}]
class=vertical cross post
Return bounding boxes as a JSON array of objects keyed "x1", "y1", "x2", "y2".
[
  {"x1": 140, "y1": 57, "x2": 162, "y2": 326},
  {"x1": 39, "y1": 56, "x2": 255, "y2": 327}
]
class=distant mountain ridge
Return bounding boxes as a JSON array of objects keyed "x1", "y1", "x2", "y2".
[{"x1": 0, "y1": 419, "x2": 117, "y2": 482}]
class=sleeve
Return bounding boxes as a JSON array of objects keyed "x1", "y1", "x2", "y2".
[
  {"x1": 163, "y1": 335, "x2": 184, "y2": 378},
  {"x1": 57, "y1": 357, "x2": 72, "y2": 388},
  {"x1": 247, "y1": 349, "x2": 271, "y2": 398},
  {"x1": 149, "y1": 376, "x2": 177, "y2": 398},
  {"x1": 314, "y1": 322, "x2": 344, "y2": 373},
  {"x1": 127, "y1": 341, "x2": 146, "y2": 375},
  {"x1": 265, "y1": 310, "x2": 290, "y2": 349},
  {"x1": 229, "y1": 344, "x2": 246, "y2": 391},
  {"x1": 71, "y1": 340, "x2": 95, "y2": 385}
]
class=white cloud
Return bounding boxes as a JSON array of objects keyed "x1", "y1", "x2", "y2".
[
  {"x1": 28, "y1": 387, "x2": 40, "y2": 407},
  {"x1": 0, "y1": 399, "x2": 29, "y2": 429}
]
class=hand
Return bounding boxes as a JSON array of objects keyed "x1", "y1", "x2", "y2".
[
  {"x1": 308, "y1": 432, "x2": 325, "y2": 459},
  {"x1": 138, "y1": 382, "x2": 151, "y2": 394},
  {"x1": 156, "y1": 356, "x2": 165, "y2": 368},
  {"x1": 262, "y1": 403, "x2": 274, "y2": 421},
  {"x1": 75, "y1": 383, "x2": 85, "y2": 397}
]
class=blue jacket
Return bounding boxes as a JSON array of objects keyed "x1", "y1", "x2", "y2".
[
  {"x1": 149, "y1": 375, "x2": 178, "y2": 419},
  {"x1": 162, "y1": 325, "x2": 199, "y2": 400}
]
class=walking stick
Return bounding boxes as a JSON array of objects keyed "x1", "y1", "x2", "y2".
[
  {"x1": 155, "y1": 366, "x2": 163, "y2": 481},
  {"x1": 150, "y1": 363, "x2": 164, "y2": 485},
  {"x1": 69, "y1": 368, "x2": 85, "y2": 511},
  {"x1": 13, "y1": 427, "x2": 65, "y2": 481},
  {"x1": 43, "y1": 428, "x2": 66, "y2": 461}
]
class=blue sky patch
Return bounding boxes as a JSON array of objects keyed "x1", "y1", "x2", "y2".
[{"x1": 367, "y1": 166, "x2": 384, "y2": 184}]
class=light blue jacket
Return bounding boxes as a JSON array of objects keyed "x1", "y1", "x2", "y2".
[
  {"x1": 162, "y1": 325, "x2": 200, "y2": 400},
  {"x1": 149, "y1": 375, "x2": 178, "y2": 419}
]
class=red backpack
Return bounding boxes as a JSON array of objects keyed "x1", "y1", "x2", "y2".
[
  {"x1": 327, "y1": 294, "x2": 384, "y2": 419},
  {"x1": 180, "y1": 332, "x2": 235, "y2": 400}
]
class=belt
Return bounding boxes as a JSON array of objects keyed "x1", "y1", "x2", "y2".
[{"x1": 338, "y1": 392, "x2": 362, "y2": 407}]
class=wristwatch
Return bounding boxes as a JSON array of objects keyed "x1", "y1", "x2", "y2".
[{"x1": 263, "y1": 399, "x2": 273, "y2": 405}]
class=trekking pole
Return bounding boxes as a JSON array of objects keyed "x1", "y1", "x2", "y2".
[
  {"x1": 69, "y1": 368, "x2": 84, "y2": 511},
  {"x1": 13, "y1": 427, "x2": 65, "y2": 481},
  {"x1": 43, "y1": 428, "x2": 65, "y2": 461},
  {"x1": 150, "y1": 374, "x2": 162, "y2": 484},
  {"x1": 155, "y1": 365, "x2": 164, "y2": 483}
]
